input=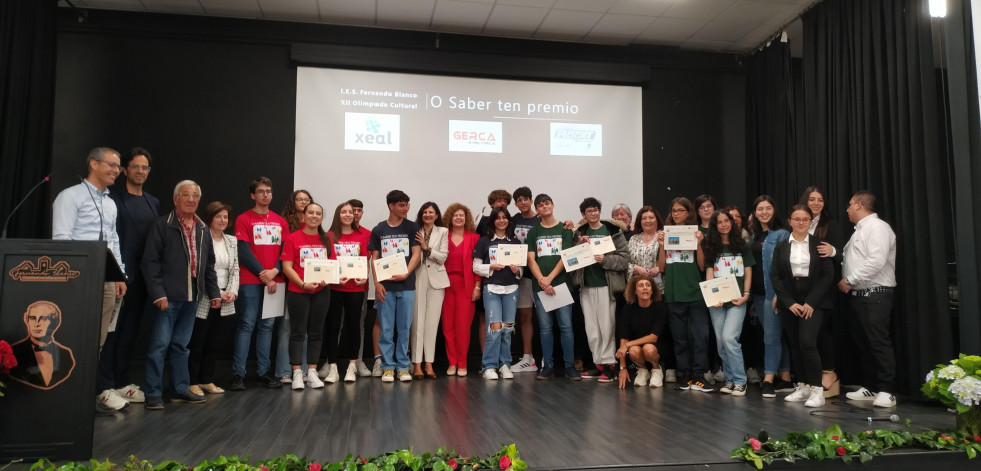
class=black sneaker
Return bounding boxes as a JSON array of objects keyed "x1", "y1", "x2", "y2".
[
  {"x1": 774, "y1": 380, "x2": 796, "y2": 392},
  {"x1": 144, "y1": 396, "x2": 164, "y2": 410},
  {"x1": 597, "y1": 365, "x2": 616, "y2": 383},
  {"x1": 565, "y1": 366, "x2": 583, "y2": 381},
  {"x1": 171, "y1": 390, "x2": 206, "y2": 404},
  {"x1": 258, "y1": 372, "x2": 283, "y2": 388},
  {"x1": 229, "y1": 374, "x2": 246, "y2": 391},
  {"x1": 676, "y1": 378, "x2": 692, "y2": 390},
  {"x1": 536, "y1": 365, "x2": 554, "y2": 380},
  {"x1": 581, "y1": 367, "x2": 602, "y2": 379},
  {"x1": 761, "y1": 381, "x2": 776, "y2": 398},
  {"x1": 690, "y1": 380, "x2": 715, "y2": 392}
]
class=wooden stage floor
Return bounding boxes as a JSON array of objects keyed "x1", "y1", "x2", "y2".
[{"x1": 92, "y1": 371, "x2": 959, "y2": 469}]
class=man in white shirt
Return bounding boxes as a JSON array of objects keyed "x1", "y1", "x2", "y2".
[{"x1": 838, "y1": 191, "x2": 898, "y2": 408}]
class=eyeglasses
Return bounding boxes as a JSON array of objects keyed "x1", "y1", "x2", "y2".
[
  {"x1": 129, "y1": 164, "x2": 151, "y2": 171},
  {"x1": 295, "y1": 197, "x2": 311, "y2": 203},
  {"x1": 97, "y1": 160, "x2": 120, "y2": 170},
  {"x1": 699, "y1": 204, "x2": 714, "y2": 210},
  {"x1": 179, "y1": 192, "x2": 202, "y2": 199},
  {"x1": 790, "y1": 217, "x2": 811, "y2": 224},
  {"x1": 255, "y1": 189, "x2": 273, "y2": 195},
  {"x1": 584, "y1": 208, "x2": 600, "y2": 214}
]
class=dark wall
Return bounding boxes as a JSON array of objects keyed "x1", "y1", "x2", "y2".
[{"x1": 51, "y1": 8, "x2": 745, "y2": 226}]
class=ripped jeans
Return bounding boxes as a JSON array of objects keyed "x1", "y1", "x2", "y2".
[{"x1": 480, "y1": 285, "x2": 518, "y2": 372}]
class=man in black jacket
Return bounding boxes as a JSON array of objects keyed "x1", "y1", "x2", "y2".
[{"x1": 141, "y1": 180, "x2": 220, "y2": 410}]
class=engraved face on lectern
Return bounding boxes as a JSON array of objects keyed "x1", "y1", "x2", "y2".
[{"x1": 7, "y1": 301, "x2": 76, "y2": 390}]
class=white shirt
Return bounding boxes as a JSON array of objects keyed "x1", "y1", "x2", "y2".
[
  {"x1": 213, "y1": 235, "x2": 230, "y2": 290},
  {"x1": 842, "y1": 213, "x2": 897, "y2": 290},
  {"x1": 52, "y1": 180, "x2": 125, "y2": 275},
  {"x1": 789, "y1": 234, "x2": 810, "y2": 277}
]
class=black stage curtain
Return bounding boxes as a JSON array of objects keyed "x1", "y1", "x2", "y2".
[
  {"x1": 801, "y1": 0, "x2": 952, "y2": 393},
  {"x1": 746, "y1": 40, "x2": 799, "y2": 208},
  {"x1": 0, "y1": 0, "x2": 56, "y2": 238},
  {"x1": 942, "y1": 0, "x2": 981, "y2": 355}
]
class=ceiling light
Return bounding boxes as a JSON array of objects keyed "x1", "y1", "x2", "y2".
[{"x1": 930, "y1": 0, "x2": 947, "y2": 18}]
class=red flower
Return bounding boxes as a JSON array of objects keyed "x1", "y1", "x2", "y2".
[
  {"x1": 448, "y1": 459, "x2": 457, "y2": 470},
  {"x1": 748, "y1": 438, "x2": 761, "y2": 451},
  {"x1": 0, "y1": 340, "x2": 17, "y2": 374},
  {"x1": 974, "y1": 435, "x2": 980, "y2": 443},
  {"x1": 361, "y1": 459, "x2": 367, "y2": 465},
  {"x1": 259, "y1": 467, "x2": 269, "y2": 471},
  {"x1": 832, "y1": 436, "x2": 839, "y2": 441},
  {"x1": 836, "y1": 447, "x2": 846, "y2": 456},
  {"x1": 499, "y1": 456, "x2": 511, "y2": 470},
  {"x1": 309, "y1": 464, "x2": 321, "y2": 471}
]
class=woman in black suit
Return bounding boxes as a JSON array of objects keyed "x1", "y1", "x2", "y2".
[
  {"x1": 799, "y1": 186, "x2": 843, "y2": 397},
  {"x1": 771, "y1": 205, "x2": 834, "y2": 408}
]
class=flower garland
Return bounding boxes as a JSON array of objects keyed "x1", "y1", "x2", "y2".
[
  {"x1": 0, "y1": 339, "x2": 18, "y2": 398},
  {"x1": 22, "y1": 444, "x2": 525, "y2": 471}
]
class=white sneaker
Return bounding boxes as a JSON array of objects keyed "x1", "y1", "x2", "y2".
[
  {"x1": 649, "y1": 368, "x2": 664, "y2": 388},
  {"x1": 344, "y1": 363, "x2": 357, "y2": 382},
  {"x1": 483, "y1": 369, "x2": 499, "y2": 380},
  {"x1": 511, "y1": 355, "x2": 538, "y2": 373},
  {"x1": 457, "y1": 368, "x2": 468, "y2": 377},
  {"x1": 307, "y1": 368, "x2": 325, "y2": 388},
  {"x1": 280, "y1": 373, "x2": 292, "y2": 384},
  {"x1": 746, "y1": 368, "x2": 762, "y2": 384},
  {"x1": 356, "y1": 360, "x2": 372, "y2": 377},
  {"x1": 372, "y1": 358, "x2": 383, "y2": 377},
  {"x1": 731, "y1": 384, "x2": 748, "y2": 396},
  {"x1": 98, "y1": 389, "x2": 128, "y2": 410},
  {"x1": 291, "y1": 370, "x2": 305, "y2": 390},
  {"x1": 846, "y1": 387, "x2": 877, "y2": 401},
  {"x1": 873, "y1": 391, "x2": 897, "y2": 408},
  {"x1": 114, "y1": 384, "x2": 145, "y2": 403},
  {"x1": 805, "y1": 386, "x2": 826, "y2": 407},
  {"x1": 381, "y1": 369, "x2": 395, "y2": 383},
  {"x1": 713, "y1": 369, "x2": 725, "y2": 383},
  {"x1": 324, "y1": 363, "x2": 339, "y2": 384},
  {"x1": 785, "y1": 383, "x2": 810, "y2": 402},
  {"x1": 664, "y1": 369, "x2": 677, "y2": 383},
  {"x1": 634, "y1": 368, "x2": 650, "y2": 387},
  {"x1": 398, "y1": 370, "x2": 412, "y2": 382},
  {"x1": 499, "y1": 365, "x2": 514, "y2": 379}
]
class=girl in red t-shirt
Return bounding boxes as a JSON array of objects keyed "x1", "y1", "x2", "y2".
[
  {"x1": 281, "y1": 203, "x2": 333, "y2": 390},
  {"x1": 322, "y1": 202, "x2": 371, "y2": 383}
]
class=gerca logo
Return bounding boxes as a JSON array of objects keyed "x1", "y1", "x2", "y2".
[
  {"x1": 345, "y1": 112, "x2": 400, "y2": 151},
  {"x1": 448, "y1": 120, "x2": 503, "y2": 153}
]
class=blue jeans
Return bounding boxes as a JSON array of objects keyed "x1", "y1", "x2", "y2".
[
  {"x1": 144, "y1": 299, "x2": 198, "y2": 398},
  {"x1": 753, "y1": 294, "x2": 790, "y2": 375},
  {"x1": 667, "y1": 301, "x2": 710, "y2": 380},
  {"x1": 378, "y1": 289, "x2": 415, "y2": 371},
  {"x1": 481, "y1": 286, "x2": 518, "y2": 371},
  {"x1": 232, "y1": 284, "x2": 276, "y2": 376},
  {"x1": 534, "y1": 292, "x2": 574, "y2": 368},
  {"x1": 708, "y1": 304, "x2": 748, "y2": 385}
]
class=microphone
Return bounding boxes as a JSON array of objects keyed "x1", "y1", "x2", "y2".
[
  {"x1": 1, "y1": 173, "x2": 53, "y2": 238},
  {"x1": 79, "y1": 176, "x2": 105, "y2": 242},
  {"x1": 867, "y1": 414, "x2": 900, "y2": 423}
]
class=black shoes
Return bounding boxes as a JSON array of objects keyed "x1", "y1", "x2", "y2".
[
  {"x1": 229, "y1": 374, "x2": 246, "y2": 391},
  {"x1": 257, "y1": 372, "x2": 283, "y2": 388},
  {"x1": 171, "y1": 390, "x2": 206, "y2": 404}
]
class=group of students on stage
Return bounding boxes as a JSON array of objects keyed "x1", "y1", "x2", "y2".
[{"x1": 67, "y1": 147, "x2": 896, "y2": 412}]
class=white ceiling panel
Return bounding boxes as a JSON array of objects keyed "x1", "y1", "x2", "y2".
[
  {"x1": 59, "y1": 0, "x2": 819, "y2": 53},
  {"x1": 432, "y1": 0, "x2": 493, "y2": 33},
  {"x1": 589, "y1": 14, "x2": 657, "y2": 37},
  {"x1": 483, "y1": 5, "x2": 548, "y2": 37},
  {"x1": 258, "y1": 0, "x2": 319, "y2": 22},
  {"x1": 551, "y1": 0, "x2": 617, "y2": 13},
  {"x1": 318, "y1": 0, "x2": 376, "y2": 24},
  {"x1": 608, "y1": 0, "x2": 675, "y2": 16},
  {"x1": 376, "y1": 0, "x2": 435, "y2": 29},
  {"x1": 663, "y1": 0, "x2": 737, "y2": 20}
]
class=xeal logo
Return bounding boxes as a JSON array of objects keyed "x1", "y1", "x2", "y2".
[{"x1": 345, "y1": 112, "x2": 400, "y2": 151}]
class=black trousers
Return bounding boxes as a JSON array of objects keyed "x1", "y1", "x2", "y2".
[
  {"x1": 188, "y1": 306, "x2": 226, "y2": 384},
  {"x1": 287, "y1": 289, "x2": 330, "y2": 366},
  {"x1": 325, "y1": 290, "x2": 366, "y2": 363},
  {"x1": 848, "y1": 291, "x2": 896, "y2": 393},
  {"x1": 782, "y1": 307, "x2": 825, "y2": 386},
  {"x1": 96, "y1": 276, "x2": 149, "y2": 391}
]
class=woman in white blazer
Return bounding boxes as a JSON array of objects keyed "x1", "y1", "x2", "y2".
[
  {"x1": 189, "y1": 202, "x2": 239, "y2": 395},
  {"x1": 411, "y1": 202, "x2": 450, "y2": 379}
]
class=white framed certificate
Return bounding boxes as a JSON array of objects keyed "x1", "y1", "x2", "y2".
[
  {"x1": 373, "y1": 253, "x2": 409, "y2": 282},
  {"x1": 561, "y1": 243, "x2": 596, "y2": 272},
  {"x1": 305, "y1": 259, "x2": 340, "y2": 285},
  {"x1": 589, "y1": 235, "x2": 616, "y2": 255},
  {"x1": 338, "y1": 256, "x2": 368, "y2": 279},
  {"x1": 664, "y1": 225, "x2": 698, "y2": 251},
  {"x1": 496, "y1": 244, "x2": 528, "y2": 266},
  {"x1": 699, "y1": 275, "x2": 741, "y2": 307}
]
